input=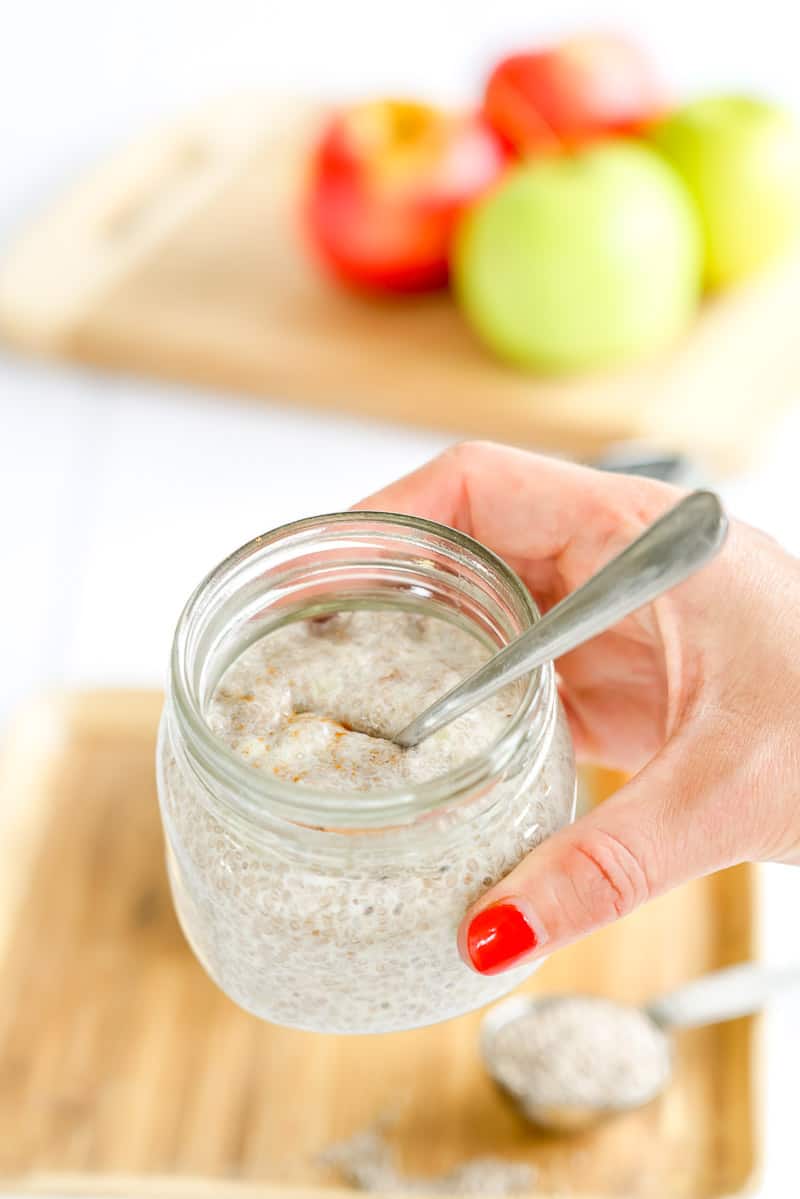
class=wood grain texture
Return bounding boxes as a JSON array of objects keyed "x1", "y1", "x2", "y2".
[
  {"x1": 1, "y1": 96, "x2": 799, "y2": 471},
  {"x1": 0, "y1": 691, "x2": 759, "y2": 1198}
]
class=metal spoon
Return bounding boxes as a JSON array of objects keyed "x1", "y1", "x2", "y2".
[
  {"x1": 394, "y1": 490, "x2": 727, "y2": 748},
  {"x1": 482, "y1": 962, "x2": 800, "y2": 1132},
  {"x1": 592, "y1": 444, "x2": 706, "y2": 488}
]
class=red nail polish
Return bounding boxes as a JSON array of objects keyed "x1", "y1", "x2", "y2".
[{"x1": 467, "y1": 902, "x2": 537, "y2": 974}]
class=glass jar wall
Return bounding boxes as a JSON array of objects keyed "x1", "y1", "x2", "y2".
[{"x1": 157, "y1": 513, "x2": 576, "y2": 1034}]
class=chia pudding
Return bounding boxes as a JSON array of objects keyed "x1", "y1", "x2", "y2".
[
  {"x1": 157, "y1": 513, "x2": 576, "y2": 1034},
  {"x1": 206, "y1": 611, "x2": 520, "y2": 791}
]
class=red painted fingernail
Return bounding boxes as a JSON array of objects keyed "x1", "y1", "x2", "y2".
[{"x1": 466, "y1": 902, "x2": 538, "y2": 974}]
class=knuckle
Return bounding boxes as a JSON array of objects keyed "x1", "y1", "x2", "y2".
[
  {"x1": 627, "y1": 479, "x2": 683, "y2": 526},
  {"x1": 443, "y1": 440, "x2": 493, "y2": 469},
  {"x1": 565, "y1": 827, "x2": 652, "y2": 923},
  {"x1": 589, "y1": 476, "x2": 680, "y2": 550}
]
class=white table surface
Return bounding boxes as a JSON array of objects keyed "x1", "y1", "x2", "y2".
[{"x1": 2, "y1": 1, "x2": 800, "y2": 1194}]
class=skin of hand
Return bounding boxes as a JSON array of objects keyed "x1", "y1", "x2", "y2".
[{"x1": 357, "y1": 442, "x2": 800, "y2": 975}]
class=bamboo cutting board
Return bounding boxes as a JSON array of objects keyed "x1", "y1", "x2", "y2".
[
  {"x1": 1, "y1": 94, "x2": 800, "y2": 470},
  {"x1": 0, "y1": 691, "x2": 758, "y2": 1198}
]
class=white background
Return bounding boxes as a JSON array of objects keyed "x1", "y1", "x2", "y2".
[{"x1": 2, "y1": 1, "x2": 800, "y2": 1194}]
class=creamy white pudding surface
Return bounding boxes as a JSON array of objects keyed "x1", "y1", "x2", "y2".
[{"x1": 207, "y1": 610, "x2": 517, "y2": 790}]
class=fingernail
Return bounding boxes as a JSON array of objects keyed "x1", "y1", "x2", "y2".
[{"x1": 466, "y1": 901, "x2": 538, "y2": 975}]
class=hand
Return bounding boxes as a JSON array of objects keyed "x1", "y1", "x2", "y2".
[{"x1": 357, "y1": 442, "x2": 800, "y2": 975}]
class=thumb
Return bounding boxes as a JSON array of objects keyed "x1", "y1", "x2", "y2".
[{"x1": 458, "y1": 743, "x2": 741, "y2": 975}]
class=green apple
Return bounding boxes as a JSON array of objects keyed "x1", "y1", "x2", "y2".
[
  {"x1": 649, "y1": 95, "x2": 800, "y2": 289},
  {"x1": 453, "y1": 142, "x2": 701, "y2": 373}
]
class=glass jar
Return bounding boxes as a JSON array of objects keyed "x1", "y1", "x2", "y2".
[{"x1": 157, "y1": 512, "x2": 576, "y2": 1034}]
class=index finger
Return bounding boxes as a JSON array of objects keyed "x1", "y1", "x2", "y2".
[{"x1": 354, "y1": 441, "x2": 676, "y2": 571}]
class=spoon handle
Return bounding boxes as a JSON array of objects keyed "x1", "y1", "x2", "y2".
[
  {"x1": 647, "y1": 962, "x2": 800, "y2": 1030},
  {"x1": 395, "y1": 490, "x2": 728, "y2": 748}
]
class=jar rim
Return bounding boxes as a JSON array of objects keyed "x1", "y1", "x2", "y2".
[{"x1": 169, "y1": 511, "x2": 556, "y2": 829}]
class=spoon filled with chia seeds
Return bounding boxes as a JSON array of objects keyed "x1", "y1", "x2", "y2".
[
  {"x1": 481, "y1": 961, "x2": 800, "y2": 1132},
  {"x1": 394, "y1": 490, "x2": 726, "y2": 748}
]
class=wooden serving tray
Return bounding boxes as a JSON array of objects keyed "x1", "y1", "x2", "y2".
[
  {"x1": 1, "y1": 94, "x2": 800, "y2": 470},
  {"x1": 0, "y1": 692, "x2": 758, "y2": 1198}
]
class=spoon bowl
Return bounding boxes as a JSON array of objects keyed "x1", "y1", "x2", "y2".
[
  {"x1": 480, "y1": 961, "x2": 800, "y2": 1132},
  {"x1": 480, "y1": 993, "x2": 673, "y2": 1132}
]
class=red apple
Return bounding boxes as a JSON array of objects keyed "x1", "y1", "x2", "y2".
[
  {"x1": 483, "y1": 33, "x2": 664, "y2": 155},
  {"x1": 306, "y1": 99, "x2": 508, "y2": 293}
]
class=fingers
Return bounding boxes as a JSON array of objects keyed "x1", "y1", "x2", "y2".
[
  {"x1": 458, "y1": 739, "x2": 744, "y2": 975},
  {"x1": 355, "y1": 441, "x2": 679, "y2": 571},
  {"x1": 356, "y1": 441, "x2": 686, "y2": 772}
]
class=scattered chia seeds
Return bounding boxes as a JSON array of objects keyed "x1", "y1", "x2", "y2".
[{"x1": 320, "y1": 1127, "x2": 536, "y2": 1196}]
